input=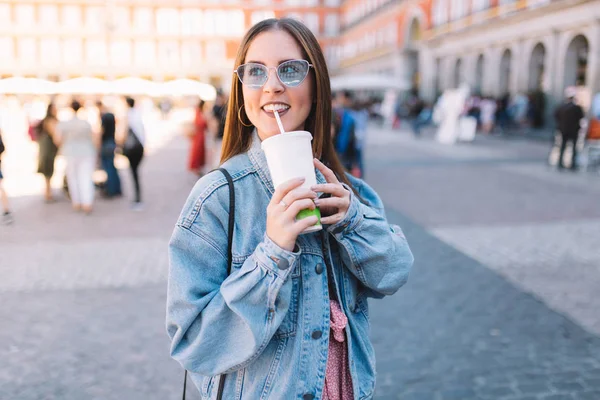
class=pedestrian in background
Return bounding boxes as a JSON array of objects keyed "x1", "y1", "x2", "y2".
[
  {"x1": 55, "y1": 100, "x2": 97, "y2": 214},
  {"x1": 554, "y1": 87, "x2": 585, "y2": 170},
  {"x1": 209, "y1": 90, "x2": 227, "y2": 169},
  {"x1": 188, "y1": 99, "x2": 207, "y2": 176},
  {"x1": 480, "y1": 96, "x2": 497, "y2": 134},
  {"x1": 0, "y1": 128, "x2": 13, "y2": 225},
  {"x1": 97, "y1": 101, "x2": 122, "y2": 198},
  {"x1": 332, "y1": 91, "x2": 359, "y2": 173},
  {"x1": 124, "y1": 97, "x2": 145, "y2": 210},
  {"x1": 349, "y1": 99, "x2": 369, "y2": 177},
  {"x1": 36, "y1": 103, "x2": 59, "y2": 203},
  {"x1": 166, "y1": 17, "x2": 413, "y2": 400}
]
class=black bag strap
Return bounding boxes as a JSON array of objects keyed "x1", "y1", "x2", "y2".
[{"x1": 182, "y1": 168, "x2": 235, "y2": 400}]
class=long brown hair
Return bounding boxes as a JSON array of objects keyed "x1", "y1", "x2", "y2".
[{"x1": 220, "y1": 18, "x2": 355, "y2": 191}]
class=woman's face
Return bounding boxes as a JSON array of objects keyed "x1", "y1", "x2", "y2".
[{"x1": 242, "y1": 29, "x2": 313, "y2": 141}]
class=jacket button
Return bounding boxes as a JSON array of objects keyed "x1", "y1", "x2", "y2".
[
  {"x1": 277, "y1": 259, "x2": 290, "y2": 270},
  {"x1": 311, "y1": 330, "x2": 322, "y2": 339},
  {"x1": 315, "y1": 263, "x2": 324, "y2": 274},
  {"x1": 303, "y1": 394, "x2": 315, "y2": 400}
]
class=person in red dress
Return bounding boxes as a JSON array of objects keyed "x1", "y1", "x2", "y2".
[{"x1": 189, "y1": 99, "x2": 207, "y2": 175}]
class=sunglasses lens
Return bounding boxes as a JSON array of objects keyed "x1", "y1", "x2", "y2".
[
  {"x1": 278, "y1": 60, "x2": 309, "y2": 87},
  {"x1": 237, "y1": 64, "x2": 267, "y2": 88}
]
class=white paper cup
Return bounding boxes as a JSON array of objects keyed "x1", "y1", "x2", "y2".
[{"x1": 261, "y1": 131, "x2": 322, "y2": 234}]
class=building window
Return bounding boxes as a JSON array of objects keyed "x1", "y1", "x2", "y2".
[
  {"x1": 86, "y1": 39, "x2": 108, "y2": 66},
  {"x1": 40, "y1": 38, "x2": 61, "y2": 67},
  {"x1": 157, "y1": 8, "x2": 180, "y2": 35},
  {"x1": 450, "y1": 0, "x2": 466, "y2": 20},
  {"x1": 324, "y1": 14, "x2": 339, "y2": 37},
  {"x1": 251, "y1": 11, "x2": 276, "y2": 26},
  {"x1": 158, "y1": 41, "x2": 180, "y2": 66},
  {"x1": 86, "y1": 7, "x2": 104, "y2": 33},
  {"x1": 181, "y1": 42, "x2": 202, "y2": 68},
  {"x1": 181, "y1": 9, "x2": 203, "y2": 36},
  {"x1": 304, "y1": 13, "x2": 319, "y2": 34},
  {"x1": 227, "y1": 10, "x2": 245, "y2": 36},
  {"x1": 134, "y1": 40, "x2": 155, "y2": 66},
  {"x1": 499, "y1": 0, "x2": 516, "y2": 4},
  {"x1": 0, "y1": 37, "x2": 14, "y2": 61},
  {"x1": 285, "y1": 0, "x2": 302, "y2": 5},
  {"x1": 287, "y1": 12, "x2": 302, "y2": 21},
  {"x1": 472, "y1": 0, "x2": 489, "y2": 12},
  {"x1": 110, "y1": 40, "x2": 131, "y2": 67},
  {"x1": 386, "y1": 23, "x2": 396, "y2": 45},
  {"x1": 39, "y1": 5, "x2": 59, "y2": 27},
  {"x1": 305, "y1": 0, "x2": 319, "y2": 6},
  {"x1": 324, "y1": 0, "x2": 340, "y2": 7},
  {"x1": 63, "y1": 39, "x2": 82, "y2": 66},
  {"x1": 214, "y1": 11, "x2": 230, "y2": 36},
  {"x1": 433, "y1": 0, "x2": 449, "y2": 26},
  {"x1": 205, "y1": 42, "x2": 225, "y2": 60},
  {"x1": 133, "y1": 8, "x2": 153, "y2": 34},
  {"x1": 15, "y1": 4, "x2": 35, "y2": 26},
  {"x1": 18, "y1": 38, "x2": 37, "y2": 64},
  {"x1": 0, "y1": 4, "x2": 10, "y2": 26},
  {"x1": 203, "y1": 10, "x2": 217, "y2": 36},
  {"x1": 62, "y1": 5, "x2": 81, "y2": 29},
  {"x1": 112, "y1": 7, "x2": 130, "y2": 34}
]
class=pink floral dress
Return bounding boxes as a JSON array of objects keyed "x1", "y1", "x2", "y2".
[{"x1": 322, "y1": 299, "x2": 354, "y2": 400}]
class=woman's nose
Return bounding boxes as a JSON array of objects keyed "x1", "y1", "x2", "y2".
[{"x1": 263, "y1": 68, "x2": 284, "y2": 93}]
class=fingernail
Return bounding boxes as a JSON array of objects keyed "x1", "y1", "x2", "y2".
[{"x1": 313, "y1": 199, "x2": 320, "y2": 206}]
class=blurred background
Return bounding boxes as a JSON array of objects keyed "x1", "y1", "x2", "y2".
[{"x1": 1, "y1": 0, "x2": 600, "y2": 399}]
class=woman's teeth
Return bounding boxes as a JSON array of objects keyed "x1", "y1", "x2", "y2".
[{"x1": 263, "y1": 104, "x2": 290, "y2": 112}]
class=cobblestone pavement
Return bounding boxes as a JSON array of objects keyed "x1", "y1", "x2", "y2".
[{"x1": 0, "y1": 122, "x2": 599, "y2": 400}]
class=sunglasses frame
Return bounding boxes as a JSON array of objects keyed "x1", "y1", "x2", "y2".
[{"x1": 233, "y1": 59, "x2": 314, "y2": 89}]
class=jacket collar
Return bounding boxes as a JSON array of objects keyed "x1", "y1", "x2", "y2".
[{"x1": 247, "y1": 129, "x2": 327, "y2": 195}]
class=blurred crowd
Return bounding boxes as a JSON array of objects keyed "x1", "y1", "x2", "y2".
[{"x1": 0, "y1": 95, "x2": 153, "y2": 225}]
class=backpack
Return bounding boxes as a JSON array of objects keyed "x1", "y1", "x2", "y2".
[{"x1": 0, "y1": 133, "x2": 5, "y2": 155}]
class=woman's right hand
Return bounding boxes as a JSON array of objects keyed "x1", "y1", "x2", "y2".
[{"x1": 266, "y1": 177, "x2": 319, "y2": 252}]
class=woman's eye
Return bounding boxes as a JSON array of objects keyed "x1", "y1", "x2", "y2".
[
  {"x1": 280, "y1": 65, "x2": 298, "y2": 74},
  {"x1": 248, "y1": 67, "x2": 265, "y2": 76}
]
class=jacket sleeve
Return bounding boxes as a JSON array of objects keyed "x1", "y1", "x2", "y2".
[
  {"x1": 327, "y1": 177, "x2": 414, "y2": 297},
  {"x1": 166, "y1": 183, "x2": 300, "y2": 377}
]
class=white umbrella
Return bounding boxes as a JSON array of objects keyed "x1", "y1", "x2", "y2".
[
  {"x1": 330, "y1": 74, "x2": 411, "y2": 91},
  {"x1": 111, "y1": 77, "x2": 159, "y2": 96},
  {"x1": 55, "y1": 77, "x2": 110, "y2": 95},
  {"x1": 0, "y1": 77, "x2": 57, "y2": 95},
  {"x1": 157, "y1": 79, "x2": 217, "y2": 100}
]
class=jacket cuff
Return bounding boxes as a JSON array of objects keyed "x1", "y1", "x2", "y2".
[
  {"x1": 327, "y1": 183, "x2": 362, "y2": 238},
  {"x1": 255, "y1": 234, "x2": 302, "y2": 281}
]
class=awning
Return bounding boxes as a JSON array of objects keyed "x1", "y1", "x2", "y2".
[{"x1": 330, "y1": 74, "x2": 410, "y2": 91}]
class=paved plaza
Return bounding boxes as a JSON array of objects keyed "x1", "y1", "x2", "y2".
[{"x1": 0, "y1": 121, "x2": 599, "y2": 400}]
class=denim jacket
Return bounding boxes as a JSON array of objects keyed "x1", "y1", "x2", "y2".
[{"x1": 167, "y1": 132, "x2": 414, "y2": 400}]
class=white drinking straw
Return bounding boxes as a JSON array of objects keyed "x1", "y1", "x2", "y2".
[{"x1": 273, "y1": 110, "x2": 285, "y2": 134}]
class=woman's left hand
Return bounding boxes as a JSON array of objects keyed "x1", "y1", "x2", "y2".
[{"x1": 311, "y1": 158, "x2": 351, "y2": 225}]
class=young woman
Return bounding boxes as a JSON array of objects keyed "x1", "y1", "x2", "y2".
[
  {"x1": 167, "y1": 18, "x2": 414, "y2": 400},
  {"x1": 37, "y1": 103, "x2": 59, "y2": 202},
  {"x1": 55, "y1": 100, "x2": 97, "y2": 214}
]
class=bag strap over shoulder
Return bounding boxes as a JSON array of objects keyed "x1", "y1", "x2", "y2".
[{"x1": 182, "y1": 168, "x2": 235, "y2": 400}]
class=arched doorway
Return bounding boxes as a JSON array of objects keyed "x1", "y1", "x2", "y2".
[
  {"x1": 475, "y1": 54, "x2": 484, "y2": 94},
  {"x1": 528, "y1": 43, "x2": 546, "y2": 91},
  {"x1": 564, "y1": 34, "x2": 589, "y2": 88},
  {"x1": 405, "y1": 17, "x2": 422, "y2": 92},
  {"x1": 499, "y1": 49, "x2": 512, "y2": 95},
  {"x1": 454, "y1": 58, "x2": 463, "y2": 88}
]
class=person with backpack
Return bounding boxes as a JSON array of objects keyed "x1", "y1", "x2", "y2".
[
  {"x1": 332, "y1": 91, "x2": 359, "y2": 172},
  {"x1": 0, "y1": 129, "x2": 14, "y2": 225},
  {"x1": 166, "y1": 18, "x2": 413, "y2": 400}
]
